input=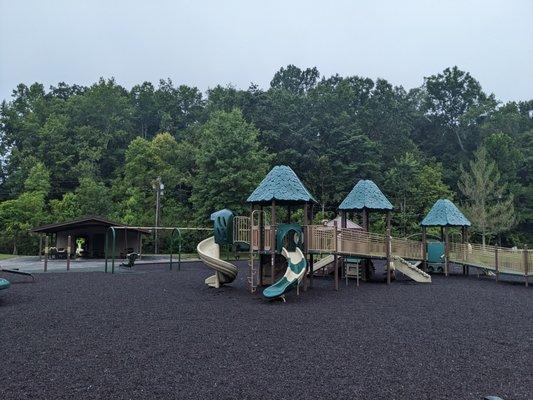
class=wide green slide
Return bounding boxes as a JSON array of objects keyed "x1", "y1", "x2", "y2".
[{"x1": 263, "y1": 247, "x2": 307, "y2": 299}]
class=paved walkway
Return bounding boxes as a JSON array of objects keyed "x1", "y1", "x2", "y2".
[{"x1": 0, "y1": 255, "x2": 200, "y2": 273}]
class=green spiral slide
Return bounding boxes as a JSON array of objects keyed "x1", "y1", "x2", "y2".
[{"x1": 263, "y1": 247, "x2": 307, "y2": 299}]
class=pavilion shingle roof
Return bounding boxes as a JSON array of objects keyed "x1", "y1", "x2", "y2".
[
  {"x1": 246, "y1": 165, "x2": 317, "y2": 205},
  {"x1": 420, "y1": 199, "x2": 471, "y2": 227},
  {"x1": 338, "y1": 180, "x2": 393, "y2": 211}
]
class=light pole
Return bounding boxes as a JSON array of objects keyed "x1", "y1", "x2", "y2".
[{"x1": 153, "y1": 177, "x2": 164, "y2": 254}]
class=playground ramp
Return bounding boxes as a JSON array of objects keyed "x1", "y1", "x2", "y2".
[
  {"x1": 197, "y1": 237, "x2": 238, "y2": 288},
  {"x1": 392, "y1": 256, "x2": 431, "y2": 283}
]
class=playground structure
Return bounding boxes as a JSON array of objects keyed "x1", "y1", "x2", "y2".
[{"x1": 197, "y1": 166, "x2": 531, "y2": 299}]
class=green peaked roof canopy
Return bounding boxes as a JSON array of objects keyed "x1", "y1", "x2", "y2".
[
  {"x1": 338, "y1": 180, "x2": 393, "y2": 212},
  {"x1": 421, "y1": 199, "x2": 471, "y2": 227},
  {"x1": 247, "y1": 165, "x2": 317, "y2": 205}
]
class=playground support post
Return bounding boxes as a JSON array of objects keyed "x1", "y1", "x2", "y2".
[
  {"x1": 465, "y1": 227, "x2": 470, "y2": 276},
  {"x1": 270, "y1": 200, "x2": 276, "y2": 285},
  {"x1": 309, "y1": 253, "x2": 314, "y2": 288},
  {"x1": 334, "y1": 220, "x2": 339, "y2": 291},
  {"x1": 258, "y1": 205, "x2": 264, "y2": 287},
  {"x1": 460, "y1": 226, "x2": 466, "y2": 275},
  {"x1": 341, "y1": 211, "x2": 347, "y2": 229},
  {"x1": 421, "y1": 227, "x2": 427, "y2": 271},
  {"x1": 309, "y1": 204, "x2": 314, "y2": 288},
  {"x1": 386, "y1": 228, "x2": 391, "y2": 285},
  {"x1": 362, "y1": 208, "x2": 370, "y2": 280},
  {"x1": 66, "y1": 235, "x2": 71, "y2": 271},
  {"x1": 444, "y1": 227, "x2": 449, "y2": 276},
  {"x1": 44, "y1": 235, "x2": 49, "y2": 272},
  {"x1": 303, "y1": 203, "x2": 309, "y2": 291}
]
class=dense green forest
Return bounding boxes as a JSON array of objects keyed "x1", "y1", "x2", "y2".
[{"x1": 0, "y1": 65, "x2": 531, "y2": 254}]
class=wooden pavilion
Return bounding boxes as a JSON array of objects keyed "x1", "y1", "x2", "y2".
[{"x1": 32, "y1": 216, "x2": 149, "y2": 259}]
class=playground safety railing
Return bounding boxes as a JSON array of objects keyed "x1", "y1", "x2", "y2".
[
  {"x1": 338, "y1": 229, "x2": 388, "y2": 258},
  {"x1": 390, "y1": 236, "x2": 424, "y2": 261},
  {"x1": 449, "y1": 241, "x2": 529, "y2": 276},
  {"x1": 234, "y1": 219, "x2": 530, "y2": 277},
  {"x1": 306, "y1": 225, "x2": 335, "y2": 253},
  {"x1": 233, "y1": 216, "x2": 273, "y2": 251},
  {"x1": 233, "y1": 216, "x2": 250, "y2": 244}
]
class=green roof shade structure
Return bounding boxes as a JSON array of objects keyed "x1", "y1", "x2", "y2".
[
  {"x1": 420, "y1": 199, "x2": 471, "y2": 227},
  {"x1": 338, "y1": 180, "x2": 393, "y2": 211},
  {"x1": 246, "y1": 165, "x2": 317, "y2": 205}
]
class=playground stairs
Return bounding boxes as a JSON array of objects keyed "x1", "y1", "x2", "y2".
[{"x1": 392, "y1": 256, "x2": 432, "y2": 283}]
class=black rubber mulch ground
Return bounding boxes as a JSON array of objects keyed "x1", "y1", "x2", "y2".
[{"x1": 1, "y1": 261, "x2": 531, "y2": 400}]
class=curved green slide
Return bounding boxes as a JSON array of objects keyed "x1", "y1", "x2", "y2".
[{"x1": 263, "y1": 247, "x2": 307, "y2": 299}]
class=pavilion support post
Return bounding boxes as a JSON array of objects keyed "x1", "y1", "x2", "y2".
[
  {"x1": 66, "y1": 235, "x2": 71, "y2": 271},
  {"x1": 287, "y1": 206, "x2": 291, "y2": 224},
  {"x1": 494, "y1": 246, "x2": 499, "y2": 283},
  {"x1": 44, "y1": 235, "x2": 49, "y2": 272},
  {"x1": 524, "y1": 245, "x2": 528, "y2": 287},
  {"x1": 444, "y1": 227, "x2": 449, "y2": 276},
  {"x1": 334, "y1": 220, "x2": 339, "y2": 291},
  {"x1": 38, "y1": 234, "x2": 43, "y2": 261},
  {"x1": 138, "y1": 232, "x2": 142, "y2": 260},
  {"x1": 386, "y1": 227, "x2": 391, "y2": 285},
  {"x1": 421, "y1": 227, "x2": 427, "y2": 271},
  {"x1": 270, "y1": 200, "x2": 276, "y2": 285}
]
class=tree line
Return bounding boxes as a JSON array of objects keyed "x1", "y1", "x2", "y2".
[{"x1": 0, "y1": 65, "x2": 531, "y2": 254}]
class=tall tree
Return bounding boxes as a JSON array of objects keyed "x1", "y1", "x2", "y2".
[
  {"x1": 458, "y1": 147, "x2": 515, "y2": 246},
  {"x1": 191, "y1": 109, "x2": 270, "y2": 222},
  {"x1": 0, "y1": 163, "x2": 50, "y2": 253},
  {"x1": 422, "y1": 66, "x2": 496, "y2": 153},
  {"x1": 270, "y1": 65, "x2": 320, "y2": 95}
]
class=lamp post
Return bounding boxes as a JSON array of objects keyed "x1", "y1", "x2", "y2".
[{"x1": 153, "y1": 177, "x2": 164, "y2": 254}]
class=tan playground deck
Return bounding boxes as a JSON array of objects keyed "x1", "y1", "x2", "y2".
[{"x1": 233, "y1": 216, "x2": 530, "y2": 280}]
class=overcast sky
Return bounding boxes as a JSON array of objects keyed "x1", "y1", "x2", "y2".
[{"x1": 1, "y1": 0, "x2": 532, "y2": 103}]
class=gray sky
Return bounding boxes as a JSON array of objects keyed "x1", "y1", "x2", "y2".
[{"x1": 1, "y1": 0, "x2": 532, "y2": 103}]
